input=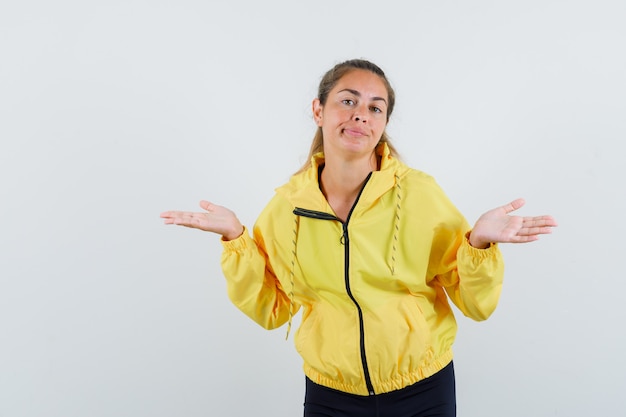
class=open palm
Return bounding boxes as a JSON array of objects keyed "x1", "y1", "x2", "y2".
[
  {"x1": 160, "y1": 200, "x2": 244, "y2": 241},
  {"x1": 470, "y1": 198, "x2": 557, "y2": 248}
]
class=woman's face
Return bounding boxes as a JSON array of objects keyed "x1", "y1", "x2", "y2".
[{"x1": 313, "y1": 69, "x2": 389, "y2": 160}]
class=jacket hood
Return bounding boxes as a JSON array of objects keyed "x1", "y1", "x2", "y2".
[{"x1": 275, "y1": 142, "x2": 410, "y2": 210}]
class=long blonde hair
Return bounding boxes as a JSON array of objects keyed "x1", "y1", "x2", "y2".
[{"x1": 297, "y1": 59, "x2": 400, "y2": 173}]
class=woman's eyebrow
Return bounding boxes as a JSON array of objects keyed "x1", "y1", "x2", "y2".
[{"x1": 338, "y1": 88, "x2": 388, "y2": 104}]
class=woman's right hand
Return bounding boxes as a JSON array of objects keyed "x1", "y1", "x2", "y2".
[{"x1": 160, "y1": 200, "x2": 244, "y2": 241}]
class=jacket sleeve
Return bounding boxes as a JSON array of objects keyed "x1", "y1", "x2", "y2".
[
  {"x1": 424, "y1": 183, "x2": 505, "y2": 321},
  {"x1": 439, "y1": 234, "x2": 505, "y2": 321},
  {"x1": 220, "y1": 196, "x2": 296, "y2": 330}
]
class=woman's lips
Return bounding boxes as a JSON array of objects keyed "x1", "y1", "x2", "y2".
[{"x1": 343, "y1": 128, "x2": 366, "y2": 137}]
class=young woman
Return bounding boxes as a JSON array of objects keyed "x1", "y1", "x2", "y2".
[{"x1": 161, "y1": 59, "x2": 557, "y2": 417}]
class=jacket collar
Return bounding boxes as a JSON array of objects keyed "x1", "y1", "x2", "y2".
[{"x1": 276, "y1": 142, "x2": 407, "y2": 211}]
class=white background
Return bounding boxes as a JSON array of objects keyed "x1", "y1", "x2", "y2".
[{"x1": 1, "y1": 1, "x2": 624, "y2": 416}]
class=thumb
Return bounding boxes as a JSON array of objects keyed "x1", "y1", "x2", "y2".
[
  {"x1": 199, "y1": 200, "x2": 213, "y2": 211},
  {"x1": 503, "y1": 198, "x2": 525, "y2": 214}
]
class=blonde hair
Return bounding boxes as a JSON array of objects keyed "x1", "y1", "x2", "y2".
[{"x1": 297, "y1": 59, "x2": 399, "y2": 173}]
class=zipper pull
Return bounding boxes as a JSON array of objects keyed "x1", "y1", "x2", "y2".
[{"x1": 340, "y1": 223, "x2": 348, "y2": 245}]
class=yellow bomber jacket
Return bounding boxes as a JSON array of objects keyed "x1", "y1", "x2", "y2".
[{"x1": 221, "y1": 143, "x2": 504, "y2": 396}]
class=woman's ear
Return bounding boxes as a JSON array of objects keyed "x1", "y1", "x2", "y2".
[{"x1": 312, "y1": 98, "x2": 323, "y2": 126}]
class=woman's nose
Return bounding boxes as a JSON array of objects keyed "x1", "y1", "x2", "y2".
[{"x1": 353, "y1": 108, "x2": 367, "y2": 123}]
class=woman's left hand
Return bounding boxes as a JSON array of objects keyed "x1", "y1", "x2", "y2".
[{"x1": 469, "y1": 198, "x2": 558, "y2": 248}]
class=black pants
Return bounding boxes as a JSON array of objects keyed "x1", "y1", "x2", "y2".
[{"x1": 304, "y1": 361, "x2": 456, "y2": 417}]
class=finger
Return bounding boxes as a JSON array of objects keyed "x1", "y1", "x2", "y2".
[
  {"x1": 515, "y1": 220, "x2": 555, "y2": 236},
  {"x1": 199, "y1": 200, "x2": 214, "y2": 212},
  {"x1": 172, "y1": 213, "x2": 197, "y2": 227},
  {"x1": 161, "y1": 210, "x2": 193, "y2": 217},
  {"x1": 535, "y1": 215, "x2": 558, "y2": 227},
  {"x1": 160, "y1": 211, "x2": 187, "y2": 221},
  {"x1": 503, "y1": 198, "x2": 525, "y2": 214},
  {"x1": 521, "y1": 226, "x2": 554, "y2": 236},
  {"x1": 522, "y1": 215, "x2": 558, "y2": 228},
  {"x1": 511, "y1": 235, "x2": 540, "y2": 243}
]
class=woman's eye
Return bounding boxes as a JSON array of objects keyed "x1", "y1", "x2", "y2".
[
  {"x1": 371, "y1": 106, "x2": 382, "y2": 113},
  {"x1": 342, "y1": 99, "x2": 355, "y2": 105}
]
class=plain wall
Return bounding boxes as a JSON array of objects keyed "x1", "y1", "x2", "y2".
[{"x1": 1, "y1": 1, "x2": 624, "y2": 416}]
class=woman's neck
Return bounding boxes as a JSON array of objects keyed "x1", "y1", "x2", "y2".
[{"x1": 319, "y1": 151, "x2": 379, "y2": 220}]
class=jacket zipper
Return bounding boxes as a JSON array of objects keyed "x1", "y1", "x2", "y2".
[{"x1": 293, "y1": 172, "x2": 376, "y2": 395}]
